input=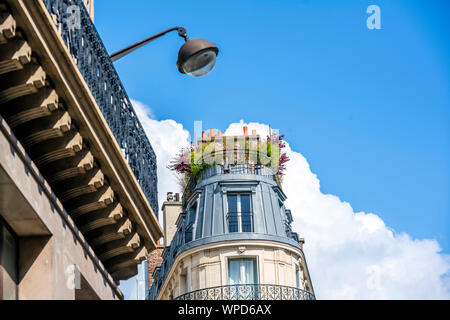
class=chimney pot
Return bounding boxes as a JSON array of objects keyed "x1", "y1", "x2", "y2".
[
  {"x1": 202, "y1": 131, "x2": 206, "y2": 139},
  {"x1": 243, "y1": 126, "x2": 248, "y2": 136},
  {"x1": 252, "y1": 129, "x2": 257, "y2": 135},
  {"x1": 210, "y1": 128, "x2": 215, "y2": 138},
  {"x1": 299, "y1": 238, "x2": 305, "y2": 249}
]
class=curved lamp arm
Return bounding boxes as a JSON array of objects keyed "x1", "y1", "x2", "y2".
[{"x1": 110, "y1": 27, "x2": 188, "y2": 62}]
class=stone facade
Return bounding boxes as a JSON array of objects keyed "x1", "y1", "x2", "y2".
[
  {"x1": 0, "y1": 0, "x2": 162, "y2": 299},
  {"x1": 158, "y1": 241, "x2": 312, "y2": 300},
  {"x1": 148, "y1": 127, "x2": 314, "y2": 300}
]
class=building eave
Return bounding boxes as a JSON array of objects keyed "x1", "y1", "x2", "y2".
[{"x1": 3, "y1": 0, "x2": 163, "y2": 281}]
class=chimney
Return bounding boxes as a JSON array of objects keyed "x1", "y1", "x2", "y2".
[
  {"x1": 252, "y1": 129, "x2": 257, "y2": 136},
  {"x1": 243, "y1": 126, "x2": 248, "y2": 136},
  {"x1": 162, "y1": 192, "x2": 182, "y2": 246},
  {"x1": 202, "y1": 131, "x2": 206, "y2": 139},
  {"x1": 299, "y1": 238, "x2": 305, "y2": 250},
  {"x1": 217, "y1": 131, "x2": 222, "y2": 137},
  {"x1": 147, "y1": 246, "x2": 163, "y2": 289},
  {"x1": 210, "y1": 128, "x2": 215, "y2": 138}
]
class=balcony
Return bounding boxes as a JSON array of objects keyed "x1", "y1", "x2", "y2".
[
  {"x1": 1, "y1": 0, "x2": 163, "y2": 282},
  {"x1": 42, "y1": 0, "x2": 158, "y2": 213},
  {"x1": 174, "y1": 284, "x2": 315, "y2": 300},
  {"x1": 199, "y1": 164, "x2": 275, "y2": 182}
]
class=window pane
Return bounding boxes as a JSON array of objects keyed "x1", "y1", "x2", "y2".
[
  {"x1": 242, "y1": 259, "x2": 256, "y2": 284},
  {"x1": 228, "y1": 212, "x2": 238, "y2": 233},
  {"x1": 184, "y1": 225, "x2": 193, "y2": 243},
  {"x1": 241, "y1": 212, "x2": 252, "y2": 232},
  {"x1": 188, "y1": 206, "x2": 196, "y2": 224},
  {"x1": 227, "y1": 195, "x2": 239, "y2": 232},
  {"x1": 240, "y1": 195, "x2": 251, "y2": 213},
  {"x1": 195, "y1": 197, "x2": 203, "y2": 239},
  {"x1": 241, "y1": 195, "x2": 252, "y2": 232},
  {"x1": 228, "y1": 259, "x2": 257, "y2": 285},
  {"x1": 228, "y1": 259, "x2": 241, "y2": 285},
  {"x1": 227, "y1": 195, "x2": 238, "y2": 213}
]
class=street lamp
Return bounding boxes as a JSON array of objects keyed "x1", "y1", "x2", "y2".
[{"x1": 109, "y1": 27, "x2": 219, "y2": 77}]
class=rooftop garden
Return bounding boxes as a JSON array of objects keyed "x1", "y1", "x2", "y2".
[{"x1": 167, "y1": 127, "x2": 290, "y2": 196}]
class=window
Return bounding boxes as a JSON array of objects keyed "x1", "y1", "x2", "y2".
[
  {"x1": 184, "y1": 202, "x2": 197, "y2": 243},
  {"x1": 0, "y1": 219, "x2": 18, "y2": 300},
  {"x1": 295, "y1": 265, "x2": 301, "y2": 289},
  {"x1": 180, "y1": 268, "x2": 189, "y2": 295},
  {"x1": 228, "y1": 258, "x2": 258, "y2": 285},
  {"x1": 227, "y1": 194, "x2": 253, "y2": 233},
  {"x1": 194, "y1": 198, "x2": 203, "y2": 239}
]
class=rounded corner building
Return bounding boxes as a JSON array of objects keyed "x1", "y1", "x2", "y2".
[{"x1": 147, "y1": 127, "x2": 315, "y2": 300}]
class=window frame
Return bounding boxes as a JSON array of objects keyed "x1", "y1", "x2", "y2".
[
  {"x1": 184, "y1": 199, "x2": 198, "y2": 244},
  {"x1": 227, "y1": 257, "x2": 259, "y2": 286},
  {"x1": 226, "y1": 193, "x2": 253, "y2": 233}
]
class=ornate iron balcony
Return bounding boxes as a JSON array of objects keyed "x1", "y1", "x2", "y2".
[
  {"x1": 183, "y1": 164, "x2": 275, "y2": 202},
  {"x1": 174, "y1": 284, "x2": 315, "y2": 300},
  {"x1": 42, "y1": 0, "x2": 158, "y2": 214},
  {"x1": 199, "y1": 164, "x2": 275, "y2": 182}
]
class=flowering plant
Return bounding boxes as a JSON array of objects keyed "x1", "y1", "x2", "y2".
[
  {"x1": 264, "y1": 133, "x2": 289, "y2": 176},
  {"x1": 167, "y1": 132, "x2": 290, "y2": 186}
]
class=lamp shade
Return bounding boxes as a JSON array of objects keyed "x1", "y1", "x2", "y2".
[{"x1": 177, "y1": 38, "x2": 219, "y2": 77}]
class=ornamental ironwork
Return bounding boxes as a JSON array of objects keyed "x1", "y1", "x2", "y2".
[
  {"x1": 42, "y1": 0, "x2": 158, "y2": 214},
  {"x1": 174, "y1": 284, "x2": 315, "y2": 300}
]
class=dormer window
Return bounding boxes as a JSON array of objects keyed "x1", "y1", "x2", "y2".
[
  {"x1": 184, "y1": 202, "x2": 197, "y2": 243},
  {"x1": 227, "y1": 193, "x2": 253, "y2": 232}
]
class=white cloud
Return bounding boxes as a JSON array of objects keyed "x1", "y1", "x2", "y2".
[
  {"x1": 134, "y1": 101, "x2": 450, "y2": 299},
  {"x1": 132, "y1": 99, "x2": 191, "y2": 222}
]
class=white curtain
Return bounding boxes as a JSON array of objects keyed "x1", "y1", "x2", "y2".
[
  {"x1": 242, "y1": 259, "x2": 255, "y2": 284},
  {"x1": 228, "y1": 259, "x2": 256, "y2": 285},
  {"x1": 228, "y1": 259, "x2": 241, "y2": 285}
]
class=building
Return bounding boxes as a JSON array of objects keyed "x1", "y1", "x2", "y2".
[
  {"x1": 148, "y1": 127, "x2": 315, "y2": 300},
  {"x1": 0, "y1": 0, "x2": 162, "y2": 299}
]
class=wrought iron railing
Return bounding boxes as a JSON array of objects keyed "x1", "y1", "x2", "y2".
[
  {"x1": 175, "y1": 284, "x2": 315, "y2": 300},
  {"x1": 183, "y1": 164, "x2": 276, "y2": 203},
  {"x1": 42, "y1": 0, "x2": 158, "y2": 214},
  {"x1": 227, "y1": 213, "x2": 253, "y2": 233},
  {"x1": 199, "y1": 164, "x2": 275, "y2": 182}
]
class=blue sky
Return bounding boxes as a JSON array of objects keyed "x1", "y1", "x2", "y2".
[{"x1": 94, "y1": 0, "x2": 449, "y2": 260}]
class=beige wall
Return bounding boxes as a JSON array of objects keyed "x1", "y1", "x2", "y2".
[
  {"x1": 162, "y1": 201, "x2": 182, "y2": 246},
  {"x1": 157, "y1": 241, "x2": 312, "y2": 300}
]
